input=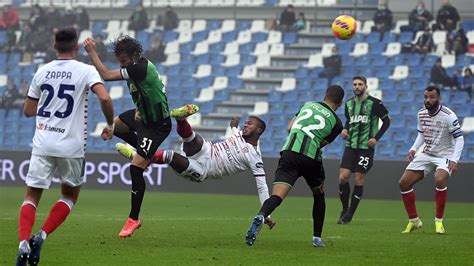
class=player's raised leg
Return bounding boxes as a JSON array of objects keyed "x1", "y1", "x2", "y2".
[
  {"x1": 399, "y1": 170, "x2": 424, "y2": 233},
  {"x1": 434, "y1": 169, "x2": 449, "y2": 234}
]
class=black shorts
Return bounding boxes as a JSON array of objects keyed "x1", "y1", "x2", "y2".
[
  {"x1": 119, "y1": 109, "x2": 172, "y2": 160},
  {"x1": 273, "y1": 150, "x2": 325, "y2": 190},
  {"x1": 340, "y1": 147, "x2": 375, "y2": 174}
]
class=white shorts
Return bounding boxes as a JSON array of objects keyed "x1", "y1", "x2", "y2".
[
  {"x1": 179, "y1": 141, "x2": 212, "y2": 182},
  {"x1": 26, "y1": 154, "x2": 85, "y2": 189},
  {"x1": 406, "y1": 153, "x2": 452, "y2": 177}
]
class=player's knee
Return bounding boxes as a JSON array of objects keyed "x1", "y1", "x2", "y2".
[{"x1": 311, "y1": 184, "x2": 325, "y2": 196}]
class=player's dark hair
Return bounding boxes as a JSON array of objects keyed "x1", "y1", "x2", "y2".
[
  {"x1": 425, "y1": 85, "x2": 441, "y2": 96},
  {"x1": 249, "y1": 115, "x2": 266, "y2": 134},
  {"x1": 113, "y1": 35, "x2": 143, "y2": 59},
  {"x1": 325, "y1": 85, "x2": 345, "y2": 104},
  {"x1": 55, "y1": 28, "x2": 78, "y2": 53},
  {"x1": 352, "y1": 75, "x2": 367, "y2": 85}
]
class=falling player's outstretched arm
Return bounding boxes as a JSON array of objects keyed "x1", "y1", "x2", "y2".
[
  {"x1": 230, "y1": 117, "x2": 240, "y2": 134},
  {"x1": 448, "y1": 114, "x2": 464, "y2": 173},
  {"x1": 83, "y1": 38, "x2": 123, "y2": 81}
]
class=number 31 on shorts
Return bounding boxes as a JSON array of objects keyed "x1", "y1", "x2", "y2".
[{"x1": 140, "y1": 138, "x2": 153, "y2": 152}]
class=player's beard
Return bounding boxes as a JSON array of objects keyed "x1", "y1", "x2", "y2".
[
  {"x1": 424, "y1": 100, "x2": 439, "y2": 112},
  {"x1": 354, "y1": 88, "x2": 365, "y2": 97}
]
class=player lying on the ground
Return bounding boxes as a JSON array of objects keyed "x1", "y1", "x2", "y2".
[{"x1": 116, "y1": 104, "x2": 275, "y2": 228}]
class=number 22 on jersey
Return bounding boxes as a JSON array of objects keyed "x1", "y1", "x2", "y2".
[{"x1": 291, "y1": 109, "x2": 326, "y2": 139}]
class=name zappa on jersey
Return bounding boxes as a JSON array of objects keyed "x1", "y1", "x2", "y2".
[{"x1": 45, "y1": 71, "x2": 73, "y2": 79}]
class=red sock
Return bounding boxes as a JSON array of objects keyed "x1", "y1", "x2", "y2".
[
  {"x1": 401, "y1": 189, "x2": 418, "y2": 219},
  {"x1": 42, "y1": 200, "x2": 72, "y2": 235},
  {"x1": 176, "y1": 119, "x2": 193, "y2": 139},
  {"x1": 435, "y1": 187, "x2": 447, "y2": 220},
  {"x1": 152, "y1": 149, "x2": 165, "y2": 163},
  {"x1": 18, "y1": 201, "x2": 36, "y2": 241}
]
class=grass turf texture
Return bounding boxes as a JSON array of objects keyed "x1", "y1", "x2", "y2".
[{"x1": 0, "y1": 187, "x2": 473, "y2": 265}]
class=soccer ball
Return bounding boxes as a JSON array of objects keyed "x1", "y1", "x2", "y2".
[{"x1": 332, "y1": 15, "x2": 357, "y2": 40}]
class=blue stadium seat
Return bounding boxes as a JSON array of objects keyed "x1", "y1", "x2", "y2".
[
  {"x1": 295, "y1": 66, "x2": 308, "y2": 79},
  {"x1": 382, "y1": 32, "x2": 397, "y2": 43},
  {"x1": 222, "y1": 30, "x2": 238, "y2": 43},
  {"x1": 251, "y1": 32, "x2": 268, "y2": 43},
  {"x1": 163, "y1": 31, "x2": 178, "y2": 43},
  {"x1": 207, "y1": 20, "x2": 221, "y2": 31},
  {"x1": 193, "y1": 30, "x2": 209, "y2": 43},
  {"x1": 399, "y1": 31, "x2": 414, "y2": 43},
  {"x1": 282, "y1": 32, "x2": 297, "y2": 45},
  {"x1": 366, "y1": 32, "x2": 381, "y2": 43},
  {"x1": 236, "y1": 20, "x2": 251, "y2": 31}
]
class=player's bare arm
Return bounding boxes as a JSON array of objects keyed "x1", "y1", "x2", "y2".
[
  {"x1": 23, "y1": 97, "x2": 38, "y2": 117},
  {"x1": 83, "y1": 37, "x2": 123, "y2": 81},
  {"x1": 91, "y1": 83, "x2": 115, "y2": 140}
]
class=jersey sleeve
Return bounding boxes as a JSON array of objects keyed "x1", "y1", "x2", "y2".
[
  {"x1": 448, "y1": 113, "x2": 463, "y2": 138},
  {"x1": 27, "y1": 74, "x2": 40, "y2": 100},
  {"x1": 374, "y1": 99, "x2": 389, "y2": 119},
  {"x1": 87, "y1": 67, "x2": 104, "y2": 91},
  {"x1": 120, "y1": 59, "x2": 147, "y2": 81},
  {"x1": 324, "y1": 116, "x2": 343, "y2": 144},
  {"x1": 248, "y1": 150, "x2": 266, "y2": 177}
]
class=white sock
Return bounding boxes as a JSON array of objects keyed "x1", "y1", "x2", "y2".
[{"x1": 182, "y1": 132, "x2": 196, "y2": 143}]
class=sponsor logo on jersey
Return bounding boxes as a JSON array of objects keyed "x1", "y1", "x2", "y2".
[
  {"x1": 36, "y1": 123, "x2": 65, "y2": 133},
  {"x1": 349, "y1": 115, "x2": 368, "y2": 124}
]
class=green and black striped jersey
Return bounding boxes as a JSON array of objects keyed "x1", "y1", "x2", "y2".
[
  {"x1": 344, "y1": 95, "x2": 390, "y2": 149},
  {"x1": 121, "y1": 57, "x2": 170, "y2": 125},
  {"x1": 283, "y1": 102, "x2": 343, "y2": 161}
]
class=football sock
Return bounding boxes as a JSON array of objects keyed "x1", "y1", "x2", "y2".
[
  {"x1": 114, "y1": 131, "x2": 138, "y2": 148},
  {"x1": 312, "y1": 193, "x2": 326, "y2": 238},
  {"x1": 338, "y1": 182, "x2": 350, "y2": 213},
  {"x1": 401, "y1": 189, "x2": 418, "y2": 219},
  {"x1": 176, "y1": 119, "x2": 195, "y2": 141},
  {"x1": 42, "y1": 198, "x2": 73, "y2": 235},
  {"x1": 129, "y1": 165, "x2": 145, "y2": 220},
  {"x1": 18, "y1": 201, "x2": 36, "y2": 241},
  {"x1": 151, "y1": 149, "x2": 174, "y2": 164},
  {"x1": 258, "y1": 195, "x2": 282, "y2": 217},
  {"x1": 348, "y1": 185, "x2": 363, "y2": 216},
  {"x1": 435, "y1": 187, "x2": 447, "y2": 220}
]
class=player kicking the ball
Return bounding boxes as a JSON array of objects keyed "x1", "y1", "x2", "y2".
[
  {"x1": 116, "y1": 104, "x2": 276, "y2": 228},
  {"x1": 399, "y1": 86, "x2": 464, "y2": 234}
]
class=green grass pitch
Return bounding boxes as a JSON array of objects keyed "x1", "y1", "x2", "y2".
[{"x1": 0, "y1": 187, "x2": 473, "y2": 265}]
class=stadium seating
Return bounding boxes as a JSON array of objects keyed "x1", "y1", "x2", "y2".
[{"x1": 2, "y1": 7, "x2": 473, "y2": 161}]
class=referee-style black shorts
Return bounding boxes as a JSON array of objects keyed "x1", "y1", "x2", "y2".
[
  {"x1": 340, "y1": 147, "x2": 375, "y2": 174},
  {"x1": 273, "y1": 150, "x2": 325, "y2": 190},
  {"x1": 118, "y1": 109, "x2": 172, "y2": 160}
]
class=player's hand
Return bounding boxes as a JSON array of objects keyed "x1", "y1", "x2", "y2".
[
  {"x1": 134, "y1": 110, "x2": 142, "y2": 122},
  {"x1": 448, "y1": 160, "x2": 457, "y2": 174},
  {"x1": 101, "y1": 124, "x2": 114, "y2": 140},
  {"x1": 407, "y1": 150, "x2": 416, "y2": 162},
  {"x1": 341, "y1": 129, "x2": 348, "y2": 139},
  {"x1": 264, "y1": 216, "x2": 276, "y2": 230},
  {"x1": 368, "y1": 138, "x2": 377, "y2": 148},
  {"x1": 230, "y1": 117, "x2": 240, "y2": 128},
  {"x1": 83, "y1": 37, "x2": 96, "y2": 53}
]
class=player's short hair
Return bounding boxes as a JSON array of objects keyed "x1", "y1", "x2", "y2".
[
  {"x1": 248, "y1": 115, "x2": 266, "y2": 134},
  {"x1": 325, "y1": 85, "x2": 345, "y2": 104},
  {"x1": 55, "y1": 28, "x2": 78, "y2": 53},
  {"x1": 425, "y1": 85, "x2": 441, "y2": 96},
  {"x1": 352, "y1": 75, "x2": 367, "y2": 85},
  {"x1": 113, "y1": 35, "x2": 143, "y2": 58}
]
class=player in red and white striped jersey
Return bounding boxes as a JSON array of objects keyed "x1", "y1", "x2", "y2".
[{"x1": 398, "y1": 86, "x2": 464, "y2": 235}]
